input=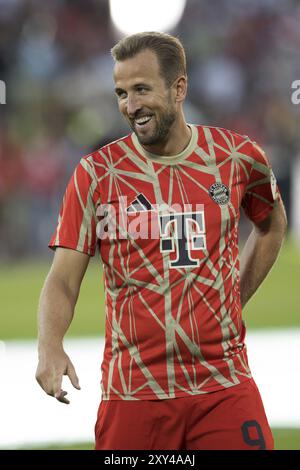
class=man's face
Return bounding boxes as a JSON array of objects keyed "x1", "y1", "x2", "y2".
[{"x1": 113, "y1": 49, "x2": 177, "y2": 147}]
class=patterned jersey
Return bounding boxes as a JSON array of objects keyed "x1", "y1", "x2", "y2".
[{"x1": 49, "y1": 125, "x2": 280, "y2": 400}]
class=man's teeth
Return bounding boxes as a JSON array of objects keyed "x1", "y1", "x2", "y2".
[{"x1": 135, "y1": 116, "x2": 152, "y2": 125}]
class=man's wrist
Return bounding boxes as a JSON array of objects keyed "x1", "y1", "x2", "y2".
[{"x1": 38, "y1": 337, "x2": 64, "y2": 353}]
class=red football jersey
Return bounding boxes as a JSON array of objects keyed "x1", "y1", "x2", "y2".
[{"x1": 49, "y1": 125, "x2": 280, "y2": 400}]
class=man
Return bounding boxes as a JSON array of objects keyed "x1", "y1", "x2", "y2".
[{"x1": 36, "y1": 32, "x2": 287, "y2": 450}]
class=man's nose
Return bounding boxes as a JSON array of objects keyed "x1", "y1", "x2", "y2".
[{"x1": 126, "y1": 94, "x2": 141, "y2": 117}]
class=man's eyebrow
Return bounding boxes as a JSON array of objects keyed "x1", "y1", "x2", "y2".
[
  {"x1": 115, "y1": 83, "x2": 151, "y2": 94},
  {"x1": 134, "y1": 82, "x2": 151, "y2": 89}
]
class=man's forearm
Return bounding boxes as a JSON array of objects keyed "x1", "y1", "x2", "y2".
[
  {"x1": 37, "y1": 274, "x2": 77, "y2": 351},
  {"x1": 240, "y1": 223, "x2": 285, "y2": 308},
  {"x1": 36, "y1": 249, "x2": 89, "y2": 403}
]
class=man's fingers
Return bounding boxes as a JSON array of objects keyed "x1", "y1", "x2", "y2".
[
  {"x1": 66, "y1": 361, "x2": 81, "y2": 390},
  {"x1": 35, "y1": 355, "x2": 80, "y2": 405},
  {"x1": 55, "y1": 390, "x2": 70, "y2": 404},
  {"x1": 52, "y1": 374, "x2": 63, "y2": 399}
]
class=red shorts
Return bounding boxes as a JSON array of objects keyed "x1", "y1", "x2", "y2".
[{"x1": 95, "y1": 378, "x2": 274, "y2": 450}]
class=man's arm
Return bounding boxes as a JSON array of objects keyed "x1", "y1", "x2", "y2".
[
  {"x1": 35, "y1": 247, "x2": 90, "y2": 404},
  {"x1": 240, "y1": 198, "x2": 287, "y2": 308}
]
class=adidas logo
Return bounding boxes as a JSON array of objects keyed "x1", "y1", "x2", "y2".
[{"x1": 127, "y1": 193, "x2": 154, "y2": 213}]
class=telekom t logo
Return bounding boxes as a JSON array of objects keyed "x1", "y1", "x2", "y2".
[{"x1": 159, "y1": 211, "x2": 206, "y2": 268}]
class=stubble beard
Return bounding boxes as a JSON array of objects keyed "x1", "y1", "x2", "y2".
[{"x1": 132, "y1": 102, "x2": 177, "y2": 147}]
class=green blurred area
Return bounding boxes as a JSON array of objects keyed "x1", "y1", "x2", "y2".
[
  {"x1": 0, "y1": 254, "x2": 105, "y2": 340},
  {"x1": 0, "y1": 238, "x2": 299, "y2": 340},
  {"x1": 20, "y1": 428, "x2": 300, "y2": 449}
]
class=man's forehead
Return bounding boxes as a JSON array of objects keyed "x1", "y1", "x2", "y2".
[{"x1": 113, "y1": 50, "x2": 161, "y2": 83}]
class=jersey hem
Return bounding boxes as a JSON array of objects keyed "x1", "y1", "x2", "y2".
[{"x1": 100, "y1": 375, "x2": 253, "y2": 401}]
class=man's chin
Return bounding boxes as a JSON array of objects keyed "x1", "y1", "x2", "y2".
[{"x1": 134, "y1": 130, "x2": 155, "y2": 146}]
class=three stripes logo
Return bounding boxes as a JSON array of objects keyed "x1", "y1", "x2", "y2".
[{"x1": 127, "y1": 193, "x2": 154, "y2": 213}]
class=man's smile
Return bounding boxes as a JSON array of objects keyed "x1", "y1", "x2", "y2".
[{"x1": 133, "y1": 114, "x2": 154, "y2": 132}]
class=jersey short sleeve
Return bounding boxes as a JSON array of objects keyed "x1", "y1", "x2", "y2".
[
  {"x1": 49, "y1": 156, "x2": 100, "y2": 256},
  {"x1": 241, "y1": 141, "x2": 280, "y2": 224}
]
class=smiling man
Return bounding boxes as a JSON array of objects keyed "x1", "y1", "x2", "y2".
[
  {"x1": 113, "y1": 45, "x2": 188, "y2": 153},
  {"x1": 36, "y1": 32, "x2": 287, "y2": 450}
]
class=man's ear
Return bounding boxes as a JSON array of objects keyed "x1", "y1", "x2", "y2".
[{"x1": 173, "y1": 75, "x2": 188, "y2": 103}]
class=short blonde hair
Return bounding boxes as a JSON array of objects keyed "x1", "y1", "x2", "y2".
[{"x1": 111, "y1": 31, "x2": 187, "y2": 86}]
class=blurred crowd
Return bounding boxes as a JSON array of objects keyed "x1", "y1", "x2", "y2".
[{"x1": 0, "y1": 0, "x2": 299, "y2": 259}]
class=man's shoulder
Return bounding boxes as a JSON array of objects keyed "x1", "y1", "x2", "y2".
[
  {"x1": 197, "y1": 124, "x2": 253, "y2": 147},
  {"x1": 83, "y1": 133, "x2": 132, "y2": 165},
  {"x1": 197, "y1": 125, "x2": 270, "y2": 169}
]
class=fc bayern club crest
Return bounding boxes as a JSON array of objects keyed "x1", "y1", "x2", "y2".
[{"x1": 209, "y1": 183, "x2": 230, "y2": 205}]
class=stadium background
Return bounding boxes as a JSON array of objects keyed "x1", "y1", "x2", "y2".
[{"x1": 0, "y1": 0, "x2": 300, "y2": 449}]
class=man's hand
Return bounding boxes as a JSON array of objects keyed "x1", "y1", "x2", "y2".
[{"x1": 35, "y1": 347, "x2": 81, "y2": 404}]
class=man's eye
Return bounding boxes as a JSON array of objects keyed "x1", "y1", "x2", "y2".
[
  {"x1": 117, "y1": 91, "x2": 127, "y2": 99},
  {"x1": 137, "y1": 87, "x2": 147, "y2": 93}
]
